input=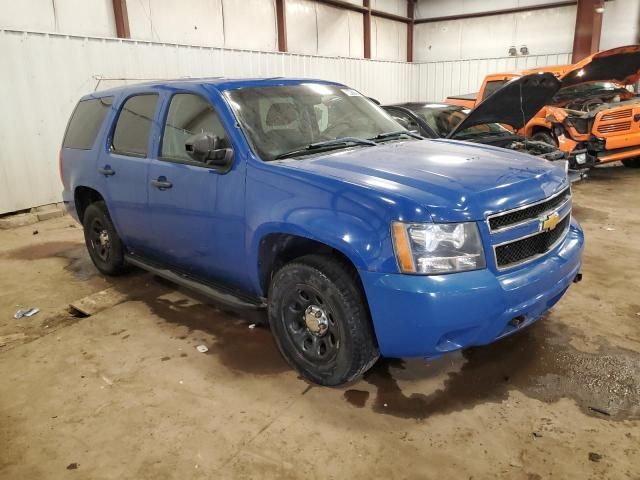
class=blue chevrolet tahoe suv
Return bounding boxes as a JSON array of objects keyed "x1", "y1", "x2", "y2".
[{"x1": 60, "y1": 78, "x2": 584, "y2": 386}]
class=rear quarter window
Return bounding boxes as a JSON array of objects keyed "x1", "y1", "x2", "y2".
[
  {"x1": 482, "y1": 80, "x2": 508, "y2": 101},
  {"x1": 63, "y1": 97, "x2": 113, "y2": 150}
]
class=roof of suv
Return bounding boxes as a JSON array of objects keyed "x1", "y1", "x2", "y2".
[{"x1": 85, "y1": 77, "x2": 344, "y2": 98}]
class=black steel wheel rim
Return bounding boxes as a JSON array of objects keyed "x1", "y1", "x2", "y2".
[
  {"x1": 281, "y1": 284, "x2": 340, "y2": 364},
  {"x1": 89, "y1": 218, "x2": 111, "y2": 262}
]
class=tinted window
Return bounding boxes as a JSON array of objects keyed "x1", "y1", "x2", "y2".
[
  {"x1": 386, "y1": 109, "x2": 421, "y2": 134},
  {"x1": 112, "y1": 94, "x2": 158, "y2": 157},
  {"x1": 482, "y1": 80, "x2": 508, "y2": 100},
  {"x1": 161, "y1": 94, "x2": 228, "y2": 161},
  {"x1": 63, "y1": 97, "x2": 113, "y2": 149},
  {"x1": 410, "y1": 105, "x2": 510, "y2": 138}
]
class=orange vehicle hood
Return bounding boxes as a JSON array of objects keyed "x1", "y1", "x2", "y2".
[{"x1": 560, "y1": 45, "x2": 640, "y2": 87}]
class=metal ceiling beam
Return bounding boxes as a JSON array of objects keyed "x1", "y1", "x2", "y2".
[
  {"x1": 112, "y1": 0, "x2": 130, "y2": 38},
  {"x1": 314, "y1": 0, "x2": 412, "y2": 22}
]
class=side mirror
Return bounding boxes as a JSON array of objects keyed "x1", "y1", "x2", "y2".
[{"x1": 185, "y1": 133, "x2": 233, "y2": 169}]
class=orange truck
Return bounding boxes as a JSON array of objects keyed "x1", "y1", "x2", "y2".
[{"x1": 446, "y1": 46, "x2": 640, "y2": 169}]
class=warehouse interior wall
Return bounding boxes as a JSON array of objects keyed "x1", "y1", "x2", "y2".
[
  {"x1": 285, "y1": 0, "x2": 364, "y2": 57},
  {"x1": 600, "y1": 0, "x2": 640, "y2": 49},
  {"x1": 413, "y1": 0, "x2": 640, "y2": 62},
  {"x1": 0, "y1": 0, "x2": 117, "y2": 37},
  {"x1": 0, "y1": 0, "x2": 409, "y2": 62},
  {"x1": 414, "y1": 1, "x2": 577, "y2": 61}
]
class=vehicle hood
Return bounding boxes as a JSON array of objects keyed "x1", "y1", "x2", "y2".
[
  {"x1": 447, "y1": 73, "x2": 561, "y2": 137},
  {"x1": 560, "y1": 45, "x2": 640, "y2": 87},
  {"x1": 277, "y1": 139, "x2": 567, "y2": 223}
]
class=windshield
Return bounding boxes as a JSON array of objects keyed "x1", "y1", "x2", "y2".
[
  {"x1": 554, "y1": 81, "x2": 627, "y2": 100},
  {"x1": 225, "y1": 84, "x2": 404, "y2": 161},
  {"x1": 410, "y1": 105, "x2": 510, "y2": 138}
]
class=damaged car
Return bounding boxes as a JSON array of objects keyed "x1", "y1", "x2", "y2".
[
  {"x1": 544, "y1": 46, "x2": 640, "y2": 168},
  {"x1": 383, "y1": 73, "x2": 585, "y2": 179},
  {"x1": 446, "y1": 46, "x2": 640, "y2": 168}
]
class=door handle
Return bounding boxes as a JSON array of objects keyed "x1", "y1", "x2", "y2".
[
  {"x1": 99, "y1": 165, "x2": 115, "y2": 176},
  {"x1": 151, "y1": 176, "x2": 172, "y2": 190}
]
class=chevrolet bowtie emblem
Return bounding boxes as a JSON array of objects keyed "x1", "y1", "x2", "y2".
[{"x1": 541, "y1": 212, "x2": 560, "y2": 232}]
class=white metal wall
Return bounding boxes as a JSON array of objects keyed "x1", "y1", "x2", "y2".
[
  {"x1": 414, "y1": 52, "x2": 572, "y2": 101},
  {"x1": 0, "y1": 28, "x2": 570, "y2": 214},
  {"x1": 414, "y1": 0, "x2": 577, "y2": 61},
  {"x1": 0, "y1": 29, "x2": 416, "y2": 214}
]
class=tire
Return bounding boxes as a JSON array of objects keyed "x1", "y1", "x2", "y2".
[
  {"x1": 622, "y1": 157, "x2": 640, "y2": 168},
  {"x1": 531, "y1": 131, "x2": 557, "y2": 147},
  {"x1": 82, "y1": 201, "x2": 131, "y2": 276},
  {"x1": 268, "y1": 254, "x2": 379, "y2": 386}
]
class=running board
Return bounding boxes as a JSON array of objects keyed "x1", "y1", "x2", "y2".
[{"x1": 124, "y1": 254, "x2": 266, "y2": 310}]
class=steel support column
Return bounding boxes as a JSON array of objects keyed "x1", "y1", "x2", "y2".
[
  {"x1": 407, "y1": 0, "x2": 414, "y2": 62},
  {"x1": 572, "y1": 0, "x2": 603, "y2": 62},
  {"x1": 364, "y1": 0, "x2": 371, "y2": 59},
  {"x1": 276, "y1": 0, "x2": 287, "y2": 52},
  {"x1": 112, "y1": 0, "x2": 130, "y2": 38}
]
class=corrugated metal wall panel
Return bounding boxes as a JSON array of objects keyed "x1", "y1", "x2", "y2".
[
  {"x1": 0, "y1": 29, "x2": 416, "y2": 214},
  {"x1": 0, "y1": 29, "x2": 569, "y2": 214},
  {"x1": 415, "y1": 53, "x2": 571, "y2": 101}
]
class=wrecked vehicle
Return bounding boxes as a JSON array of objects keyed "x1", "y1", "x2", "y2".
[
  {"x1": 384, "y1": 73, "x2": 570, "y2": 162},
  {"x1": 61, "y1": 78, "x2": 584, "y2": 386},
  {"x1": 446, "y1": 46, "x2": 640, "y2": 168}
]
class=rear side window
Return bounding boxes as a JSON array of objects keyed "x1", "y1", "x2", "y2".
[
  {"x1": 63, "y1": 97, "x2": 113, "y2": 149},
  {"x1": 112, "y1": 94, "x2": 158, "y2": 157},
  {"x1": 482, "y1": 80, "x2": 508, "y2": 101}
]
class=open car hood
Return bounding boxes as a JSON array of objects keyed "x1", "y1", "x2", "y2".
[
  {"x1": 560, "y1": 45, "x2": 640, "y2": 87},
  {"x1": 447, "y1": 73, "x2": 560, "y2": 138}
]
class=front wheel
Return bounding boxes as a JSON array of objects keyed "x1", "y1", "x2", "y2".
[
  {"x1": 268, "y1": 254, "x2": 379, "y2": 386},
  {"x1": 82, "y1": 201, "x2": 131, "y2": 276},
  {"x1": 622, "y1": 157, "x2": 640, "y2": 168}
]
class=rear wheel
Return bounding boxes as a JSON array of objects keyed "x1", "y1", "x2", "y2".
[
  {"x1": 531, "y1": 131, "x2": 557, "y2": 147},
  {"x1": 622, "y1": 157, "x2": 640, "y2": 168},
  {"x1": 83, "y1": 201, "x2": 131, "y2": 276},
  {"x1": 268, "y1": 254, "x2": 379, "y2": 386}
]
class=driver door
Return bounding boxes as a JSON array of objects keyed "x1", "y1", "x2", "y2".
[{"x1": 145, "y1": 92, "x2": 247, "y2": 287}]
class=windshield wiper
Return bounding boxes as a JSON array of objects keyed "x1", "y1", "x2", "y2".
[
  {"x1": 274, "y1": 137, "x2": 376, "y2": 160},
  {"x1": 370, "y1": 130, "x2": 422, "y2": 142}
]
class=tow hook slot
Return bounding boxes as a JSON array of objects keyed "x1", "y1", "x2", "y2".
[
  {"x1": 573, "y1": 272, "x2": 583, "y2": 283},
  {"x1": 509, "y1": 316, "x2": 526, "y2": 328}
]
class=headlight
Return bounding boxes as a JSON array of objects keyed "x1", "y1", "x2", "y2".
[
  {"x1": 391, "y1": 222, "x2": 486, "y2": 274},
  {"x1": 575, "y1": 153, "x2": 587, "y2": 164}
]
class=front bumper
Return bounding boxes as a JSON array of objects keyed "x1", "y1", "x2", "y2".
[{"x1": 359, "y1": 219, "x2": 584, "y2": 358}]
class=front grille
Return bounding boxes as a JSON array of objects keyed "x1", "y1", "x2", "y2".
[
  {"x1": 495, "y1": 214, "x2": 570, "y2": 268},
  {"x1": 601, "y1": 109, "x2": 632, "y2": 121},
  {"x1": 598, "y1": 122, "x2": 632, "y2": 134},
  {"x1": 488, "y1": 187, "x2": 571, "y2": 232}
]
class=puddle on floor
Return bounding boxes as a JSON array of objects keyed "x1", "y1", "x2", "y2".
[
  {"x1": 110, "y1": 278, "x2": 288, "y2": 377},
  {"x1": 4, "y1": 241, "x2": 97, "y2": 281},
  {"x1": 570, "y1": 204, "x2": 610, "y2": 224},
  {"x1": 346, "y1": 320, "x2": 640, "y2": 421}
]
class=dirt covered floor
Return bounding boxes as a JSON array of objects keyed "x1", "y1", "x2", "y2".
[{"x1": 0, "y1": 165, "x2": 639, "y2": 479}]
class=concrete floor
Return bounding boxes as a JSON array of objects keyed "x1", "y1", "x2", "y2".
[{"x1": 1, "y1": 165, "x2": 639, "y2": 479}]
